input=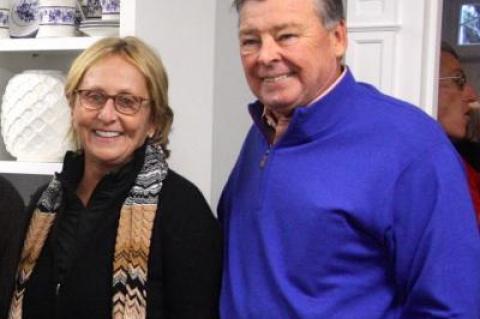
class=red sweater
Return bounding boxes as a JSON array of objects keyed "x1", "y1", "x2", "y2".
[{"x1": 464, "y1": 160, "x2": 480, "y2": 223}]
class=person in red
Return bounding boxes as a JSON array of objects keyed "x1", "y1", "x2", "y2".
[{"x1": 438, "y1": 41, "x2": 480, "y2": 222}]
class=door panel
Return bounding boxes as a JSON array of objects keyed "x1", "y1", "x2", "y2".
[{"x1": 345, "y1": 0, "x2": 443, "y2": 116}]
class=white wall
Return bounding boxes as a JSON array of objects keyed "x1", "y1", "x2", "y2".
[
  {"x1": 124, "y1": 1, "x2": 252, "y2": 209},
  {"x1": 130, "y1": 1, "x2": 218, "y2": 202},
  {"x1": 211, "y1": 1, "x2": 252, "y2": 210}
]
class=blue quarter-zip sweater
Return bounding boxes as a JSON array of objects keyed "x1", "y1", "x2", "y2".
[{"x1": 219, "y1": 70, "x2": 480, "y2": 318}]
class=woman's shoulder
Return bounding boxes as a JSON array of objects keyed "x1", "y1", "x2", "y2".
[
  {"x1": 160, "y1": 169, "x2": 206, "y2": 201},
  {"x1": 158, "y1": 169, "x2": 216, "y2": 226}
]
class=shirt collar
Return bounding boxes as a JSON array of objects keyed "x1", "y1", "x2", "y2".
[{"x1": 262, "y1": 67, "x2": 348, "y2": 129}]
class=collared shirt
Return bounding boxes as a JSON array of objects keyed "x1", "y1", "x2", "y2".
[{"x1": 262, "y1": 67, "x2": 348, "y2": 143}]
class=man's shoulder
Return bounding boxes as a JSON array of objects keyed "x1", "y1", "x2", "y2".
[
  {"x1": 326, "y1": 80, "x2": 452, "y2": 167},
  {"x1": 352, "y1": 82, "x2": 446, "y2": 143},
  {"x1": 354, "y1": 82, "x2": 430, "y2": 120},
  {"x1": 328, "y1": 72, "x2": 441, "y2": 141}
]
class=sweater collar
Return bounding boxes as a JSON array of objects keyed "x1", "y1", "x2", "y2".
[
  {"x1": 57, "y1": 143, "x2": 147, "y2": 195},
  {"x1": 249, "y1": 68, "x2": 357, "y2": 147}
]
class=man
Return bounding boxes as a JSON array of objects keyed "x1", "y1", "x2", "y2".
[
  {"x1": 438, "y1": 42, "x2": 478, "y2": 141},
  {"x1": 218, "y1": 0, "x2": 480, "y2": 318},
  {"x1": 438, "y1": 41, "x2": 480, "y2": 221}
]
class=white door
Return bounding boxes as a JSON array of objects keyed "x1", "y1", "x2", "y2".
[{"x1": 345, "y1": 0, "x2": 444, "y2": 117}]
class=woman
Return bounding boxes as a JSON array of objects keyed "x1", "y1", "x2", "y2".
[{"x1": 0, "y1": 36, "x2": 222, "y2": 319}]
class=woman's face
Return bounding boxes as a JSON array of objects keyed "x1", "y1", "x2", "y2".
[{"x1": 72, "y1": 54, "x2": 154, "y2": 172}]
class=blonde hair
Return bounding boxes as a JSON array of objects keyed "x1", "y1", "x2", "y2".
[{"x1": 65, "y1": 36, "x2": 173, "y2": 157}]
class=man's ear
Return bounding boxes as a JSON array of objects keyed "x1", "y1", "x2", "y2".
[{"x1": 330, "y1": 20, "x2": 348, "y2": 59}]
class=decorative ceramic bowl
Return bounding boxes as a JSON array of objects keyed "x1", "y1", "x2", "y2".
[
  {"x1": 1, "y1": 70, "x2": 73, "y2": 162},
  {"x1": 100, "y1": 0, "x2": 119, "y2": 21}
]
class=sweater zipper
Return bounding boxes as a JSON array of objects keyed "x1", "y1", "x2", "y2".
[
  {"x1": 54, "y1": 281, "x2": 62, "y2": 319},
  {"x1": 260, "y1": 147, "x2": 271, "y2": 168},
  {"x1": 54, "y1": 264, "x2": 63, "y2": 318}
]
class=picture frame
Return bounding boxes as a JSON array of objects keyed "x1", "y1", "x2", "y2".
[{"x1": 442, "y1": 0, "x2": 480, "y2": 61}]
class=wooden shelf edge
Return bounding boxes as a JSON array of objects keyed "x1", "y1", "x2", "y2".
[{"x1": 0, "y1": 161, "x2": 62, "y2": 175}]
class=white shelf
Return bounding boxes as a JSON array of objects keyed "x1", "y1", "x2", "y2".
[
  {"x1": 0, "y1": 37, "x2": 102, "y2": 52},
  {"x1": 0, "y1": 161, "x2": 62, "y2": 175}
]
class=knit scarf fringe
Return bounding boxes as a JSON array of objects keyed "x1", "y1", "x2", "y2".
[{"x1": 8, "y1": 143, "x2": 168, "y2": 319}]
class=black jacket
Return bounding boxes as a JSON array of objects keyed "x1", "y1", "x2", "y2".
[{"x1": 0, "y1": 149, "x2": 222, "y2": 319}]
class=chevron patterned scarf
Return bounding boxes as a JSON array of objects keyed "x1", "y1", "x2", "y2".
[{"x1": 8, "y1": 143, "x2": 168, "y2": 319}]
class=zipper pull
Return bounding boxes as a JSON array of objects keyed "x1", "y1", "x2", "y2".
[
  {"x1": 260, "y1": 148, "x2": 271, "y2": 168},
  {"x1": 56, "y1": 283, "x2": 61, "y2": 296}
]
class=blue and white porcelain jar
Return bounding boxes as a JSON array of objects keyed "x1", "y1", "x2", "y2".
[{"x1": 37, "y1": 0, "x2": 76, "y2": 37}]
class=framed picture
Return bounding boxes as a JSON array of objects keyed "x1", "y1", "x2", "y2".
[
  {"x1": 458, "y1": 3, "x2": 480, "y2": 45},
  {"x1": 443, "y1": 0, "x2": 480, "y2": 60}
]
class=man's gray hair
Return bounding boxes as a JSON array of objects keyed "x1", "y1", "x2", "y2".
[{"x1": 232, "y1": 0, "x2": 345, "y2": 28}]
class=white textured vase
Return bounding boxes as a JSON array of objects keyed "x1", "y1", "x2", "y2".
[{"x1": 1, "y1": 70, "x2": 73, "y2": 161}]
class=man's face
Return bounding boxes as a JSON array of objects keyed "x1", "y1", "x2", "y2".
[
  {"x1": 238, "y1": 0, "x2": 347, "y2": 116},
  {"x1": 438, "y1": 51, "x2": 478, "y2": 139}
]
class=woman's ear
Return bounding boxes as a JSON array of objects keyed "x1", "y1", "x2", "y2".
[{"x1": 147, "y1": 128, "x2": 155, "y2": 139}]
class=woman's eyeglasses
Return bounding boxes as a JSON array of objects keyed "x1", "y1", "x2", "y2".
[
  {"x1": 439, "y1": 71, "x2": 467, "y2": 91},
  {"x1": 74, "y1": 89, "x2": 150, "y2": 115}
]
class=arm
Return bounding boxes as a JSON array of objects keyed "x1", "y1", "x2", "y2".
[
  {"x1": 390, "y1": 143, "x2": 480, "y2": 318},
  {"x1": 158, "y1": 171, "x2": 222, "y2": 319}
]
